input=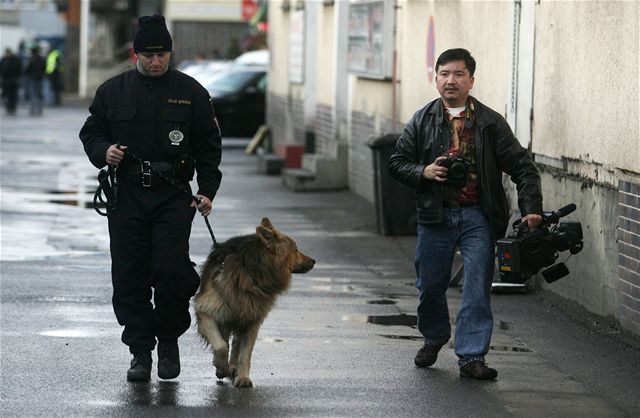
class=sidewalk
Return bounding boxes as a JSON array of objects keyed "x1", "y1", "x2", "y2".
[{"x1": 1, "y1": 104, "x2": 639, "y2": 417}]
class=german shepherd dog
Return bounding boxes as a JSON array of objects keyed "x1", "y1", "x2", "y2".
[{"x1": 194, "y1": 218, "x2": 315, "y2": 387}]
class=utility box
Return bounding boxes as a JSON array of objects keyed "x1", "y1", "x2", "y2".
[{"x1": 367, "y1": 134, "x2": 417, "y2": 235}]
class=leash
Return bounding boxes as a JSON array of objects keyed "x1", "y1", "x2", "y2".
[{"x1": 93, "y1": 145, "x2": 218, "y2": 247}]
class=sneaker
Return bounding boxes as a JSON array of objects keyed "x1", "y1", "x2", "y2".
[
  {"x1": 414, "y1": 344, "x2": 442, "y2": 368},
  {"x1": 127, "y1": 352, "x2": 152, "y2": 382},
  {"x1": 157, "y1": 339, "x2": 180, "y2": 379},
  {"x1": 459, "y1": 360, "x2": 498, "y2": 380}
]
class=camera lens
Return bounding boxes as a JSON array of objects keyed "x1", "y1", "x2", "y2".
[{"x1": 449, "y1": 161, "x2": 467, "y2": 179}]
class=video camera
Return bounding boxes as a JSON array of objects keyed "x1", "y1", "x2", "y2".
[{"x1": 496, "y1": 203, "x2": 583, "y2": 284}]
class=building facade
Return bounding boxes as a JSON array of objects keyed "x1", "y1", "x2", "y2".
[{"x1": 266, "y1": 0, "x2": 640, "y2": 336}]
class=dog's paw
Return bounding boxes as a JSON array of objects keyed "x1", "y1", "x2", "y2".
[
  {"x1": 216, "y1": 365, "x2": 236, "y2": 379},
  {"x1": 234, "y1": 376, "x2": 253, "y2": 388}
]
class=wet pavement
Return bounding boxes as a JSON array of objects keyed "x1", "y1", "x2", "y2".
[{"x1": 1, "y1": 104, "x2": 640, "y2": 417}]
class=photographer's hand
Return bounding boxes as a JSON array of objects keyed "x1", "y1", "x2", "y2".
[
  {"x1": 521, "y1": 214, "x2": 543, "y2": 229},
  {"x1": 422, "y1": 156, "x2": 448, "y2": 182}
]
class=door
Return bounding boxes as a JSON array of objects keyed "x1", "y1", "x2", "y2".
[{"x1": 506, "y1": 0, "x2": 535, "y2": 149}]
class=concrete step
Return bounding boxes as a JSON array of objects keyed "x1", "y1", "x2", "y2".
[
  {"x1": 256, "y1": 153, "x2": 284, "y2": 175},
  {"x1": 282, "y1": 144, "x2": 348, "y2": 192},
  {"x1": 282, "y1": 168, "x2": 317, "y2": 191}
]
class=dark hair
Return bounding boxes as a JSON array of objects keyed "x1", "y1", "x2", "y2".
[{"x1": 435, "y1": 48, "x2": 476, "y2": 76}]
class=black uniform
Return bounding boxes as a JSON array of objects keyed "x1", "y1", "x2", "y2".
[{"x1": 80, "y1": 68, "x2": 222, "y2": 354}]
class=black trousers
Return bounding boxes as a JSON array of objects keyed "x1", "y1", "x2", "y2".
[
  {"x1": 2, "y1": 80, "x2": 18, "y2": 113},
  {"x1": 108, "y1": 179, "x2": 200, "y2": 354}
]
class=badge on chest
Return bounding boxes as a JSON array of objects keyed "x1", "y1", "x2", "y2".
[{"x1": 169, "y1": 129, "x2": 184, "y2": 145}]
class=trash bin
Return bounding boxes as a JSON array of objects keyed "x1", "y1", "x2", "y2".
[{"x1": 367, "y1": 133, "x2": 417, "y2": 235}]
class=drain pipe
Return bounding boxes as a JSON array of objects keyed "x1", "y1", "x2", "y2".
[
  {"x1": 391, "y1": 0, "x2": 399, "y2": 130},
  {"x1": 78, "y1": 0, "x2": 90, "y2": 98}
]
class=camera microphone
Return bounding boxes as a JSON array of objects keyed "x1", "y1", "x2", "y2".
[
  {"x1": 557, "y1": 203, "x2": 577, "y2": 217},
  {"x1": 546, "y1": 203, "x2": 576, "y2": 224}
]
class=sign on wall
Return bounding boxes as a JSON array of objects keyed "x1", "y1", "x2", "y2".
[
  {"x1": 347, "y1": 0, "x2": 394, "y2": 79},
  {"x1": 289, "y1": 9, "x2": 304, "y2": 84},
  {"x1": 426, "y1": 16, "x2": 435, "y2": 83}
]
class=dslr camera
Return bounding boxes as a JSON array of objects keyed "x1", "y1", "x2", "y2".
[
  {"x1": 438, "y1": 155, "x2": 471, "y2": 187},
  {"x1": 497, "y1": 203, "x2": 583, "y2": 284}
]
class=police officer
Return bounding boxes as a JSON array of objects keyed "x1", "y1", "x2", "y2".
[{"x1": 79, "y1": 14, "x2": 222, "y2": 382}]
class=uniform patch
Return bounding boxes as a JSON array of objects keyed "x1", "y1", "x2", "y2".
[{"x1": 167, "y1": 98, "x2": 191, "y2": 105}]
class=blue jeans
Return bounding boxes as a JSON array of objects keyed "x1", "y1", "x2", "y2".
[
  {"x1": 27, "y1": 79, "x2": 43, "y2": 115},
  {"x1": 414, "y1": 205, "x2": 495, "y2": 367}
]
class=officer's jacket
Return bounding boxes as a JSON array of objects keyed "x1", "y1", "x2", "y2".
[
  {"x1": 388, "y1": 96, "x2": 543, "y2": 240},
  {"x1": 79, "y1": 68, "x2": 222, "y2": 200}
]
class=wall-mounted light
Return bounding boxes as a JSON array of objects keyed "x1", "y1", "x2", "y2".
[{"x1": 281, "y1": 0, "x2": 291, "y2": 12}]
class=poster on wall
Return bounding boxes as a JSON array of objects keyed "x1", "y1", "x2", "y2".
[
  {"x1": 347, "y1": 0, "x2": 394, "y2": 79},
  {"x1": 289, "y1": 9, "x2": 304, "y2": 84}
]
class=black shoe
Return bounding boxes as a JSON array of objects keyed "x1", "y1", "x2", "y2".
[
  {"x1": 157, "y1": 339, "x2": 180, "y2": 379},
  {"x1": 459, "y1": 361, "x2": 498, "y2": 380},
  {"x1": 414, "y1": 344, "x2": 442, "y2": 368},
  {"x1": 127, "y1": 352, "x2": 152, "y2": 382}
]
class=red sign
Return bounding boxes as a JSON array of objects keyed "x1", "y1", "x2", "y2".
[
  {"x1": 426, "y1": 16, "x2": 436, "y2": 83},
  {"x1": 242, "y1": 0, "x2": 258, "y2": 20}
]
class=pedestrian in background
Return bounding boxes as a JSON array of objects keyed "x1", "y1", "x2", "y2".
[
  {"x1": 388, "y1": 48, "x2": 543, "y2": 380},
  {"x1": 24, "y1": 46, "x2": 46, "y2": 116},
  {"x1": 0, "y1": 48, "x2": 23, "y2": 115},
  {"x1": 46, "y1": 46, "x2": 63, "y2": 106},
  {"x1": 79, "y1": 14, "x2": 223, "y2": 382}
]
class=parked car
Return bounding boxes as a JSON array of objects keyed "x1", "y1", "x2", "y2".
[
  {"x1": 205, "y1": 67, "x2": 267, "y2": 137},
  {"x1": 178, "y1": 59, "x2": 232, "y2": 88},
  {"x1": 232, "y1": 49, "x2": 269, "y2": 68}
]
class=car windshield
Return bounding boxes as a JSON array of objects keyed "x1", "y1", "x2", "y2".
[{"x1": 206, "y1": 71, "x2": 261, "y2": 94}]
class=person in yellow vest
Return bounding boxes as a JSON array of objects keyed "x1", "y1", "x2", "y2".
[{"x1": 46, "y1": 47, "x2": 63, "y2": 106}]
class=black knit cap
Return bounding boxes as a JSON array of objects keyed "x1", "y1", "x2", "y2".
[{"x1": 133, "y1": 14, "x2": 172, "y2": 53}]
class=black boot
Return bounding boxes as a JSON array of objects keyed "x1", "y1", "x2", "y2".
[
  {"x1": 414, "y1": 344, "x2": 442, "y2": 368},
  {"x1": 157, "y1": 339, "x2": 180, "y2": 379},
  {"x1": 459, "y1": 361, "x2": 498, "y2": 380},
  {"x1": 127, "y1": 352, "x2": 152, "y2": 382}
]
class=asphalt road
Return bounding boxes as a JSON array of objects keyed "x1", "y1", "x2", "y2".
[{"x1": 1, "y1": 105, "x2": 639, "y2": 417}]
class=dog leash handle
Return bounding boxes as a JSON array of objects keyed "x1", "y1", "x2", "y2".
[{"x1": 194, "y1": 195, "x2": 217, "y2": 247}]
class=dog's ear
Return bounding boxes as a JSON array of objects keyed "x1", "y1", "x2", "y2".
[
  {"x1": 260, "y1": 217, "x2": 275, "y2": 230},
  {"x1": 256, "y1": 225, "x2": 278, "y2": 249}
]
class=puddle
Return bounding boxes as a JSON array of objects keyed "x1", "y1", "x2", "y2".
[
  {"x1": 33, "y1": 295, "x2": 98, "y2": 303},
  {"x1": 378, "y1": 334, "x2": 422, "y2": 341},
  {"x1": 48, "y1": 199, "x2": 105, "y2": 210},
  {"x1": 490, "y1": 345, "x2": 533, "y2": 353},
  {"x1": 311, "y1": 285, "x2": 356, "y2": 292},
  {"x1": 39, "y1": 329, "x2": 105, "y2": 338},
  {"x1": 366, "y1": 299, "x2": 397, "y2": 305},
  {"x1": 343, "y1": 314, "x2": 417, "y2": 327}
]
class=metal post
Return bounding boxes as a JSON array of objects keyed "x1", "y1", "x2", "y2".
[{"x1": 79, "y1": 0, "x2": 90, "y2": 98}]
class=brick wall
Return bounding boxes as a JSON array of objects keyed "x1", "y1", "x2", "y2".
[
  {"x1": 292, "y1": 97, "x2": 306, "y2": 146},
  {"x1": 315, "y1": 104, "x2": 334, "y2": 155},
  {"x1": 350, "y1": 111, "x2": 401, "y2": 203},
  {"x1": 618, "y1": 180, "x2": 640, "y2": 335},
  {"x1": 267, "y1": 92, "x2": 286, "y2": 151}
]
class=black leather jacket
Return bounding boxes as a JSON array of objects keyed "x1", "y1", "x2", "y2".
[
  {"x1": 389, "y1": 96, "x2": 542, "y2": 240},
  {"x1": 79, "y1": 68, "x2": 222, "y2": 200}
]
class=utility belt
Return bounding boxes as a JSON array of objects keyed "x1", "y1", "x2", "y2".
[
  {"x1": 117, "y1": 161, "x2": 176, "y2": 187},
  {"x1": 94, "y1": 151, "x2": 194, "y2": 216}
]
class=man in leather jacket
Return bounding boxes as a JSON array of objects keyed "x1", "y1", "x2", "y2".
[
  {"x1": 389, "y1": 48, "x2": 542, "y2": 380},
  {"x1": 79, "y1": 14, "x2": 222, "y2": 382}
]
